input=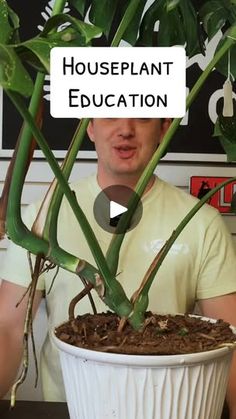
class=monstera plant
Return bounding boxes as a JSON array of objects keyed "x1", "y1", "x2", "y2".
[{"x1": 0, "y1": 0, "x2": 236, "y2": 406}]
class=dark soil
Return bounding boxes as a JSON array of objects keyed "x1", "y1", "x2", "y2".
[{"x1": 55, "y1": 312, "x2": 236, "y2": 355}]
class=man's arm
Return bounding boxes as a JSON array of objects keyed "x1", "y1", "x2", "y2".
[
  {"x1": 0, "y1": 280, "x2": 43, "y2": 399},
  {"x1": 199, "y1": 293, "x2": 236, "y2": 419}
]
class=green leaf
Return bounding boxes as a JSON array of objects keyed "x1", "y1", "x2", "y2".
[
  {"x1": 199, "y1": 0, "x2": 224, "y2": 24},
  {"x1": 18, "y1": 27, "x2": 90, "y2": 74},
  {"x1": 89, "y1": 0, "x2": 119, "y2": 38},
  {"x1": 7, "y1": 5, "x2": 19, "y2": 29},
  {"x1": 218, "y1": 112, "x2": 236, "y2": 144},
  {"x1": 13, "y1": 12, "x2": 100, "y2": 74},
  {"x1": 7, "y1": 6, "x2": 20, "y2": 43},
  {"x1": 68, "y1": 0, "x2": 87, "y2": 17},
  {"x1": 139, "y1": 0, "x2": 204, "y2": 55},
  {"x1": 0, "y1": 0, "x2": 13, "y2": 43},
  {"x1": 158, "y1": 8, "x2": 186, "y2": 47},
  {"x1": 122, "y1": 0, "x2": 147, "y2": 45},
  {"x1": 138, "y1": 0, "x2": 166, "y2": 46},
  {"x1": 0, "y1": 44, "x2": 33, "y2": 96},
  {"x1": 199, "y1": 0, "x2": 225, "y2": 20},
  {"x1": 213, "y1": 108, "x2": 236, "y2": 162},
  {"x1": 139, "y1": 0, "x2": 204, "y2": 53},
  {"x1": 179, "y1": 0, "x2": 205, "y2": 57},
  {"x1": 219, "y1": 136, "x2": 236, "y2": 161},
  {"x1": 20, "y1": 38, "x2": 52, "y2": 73},
  {"x1": 228, "y1": 4, "x2": 236, "y2": 25},
  {"x1": 200, "y1": 5, "x2": 229, "y2": 40},
  {"x1": 213, "y1": 110, "x2": 236, "y2": 161},
  {"x1": 46, "y1": 26, "x2": 87, "y2": 45},
  {"x1": 213, "y1": 117, "x2": 221, "y2": 137},
  {"x1": 199, "y1": 0, "x2": 222, "y2": 13},
  {"x1": 199, "y1": 1, "x2": 236, "y2": 41},
  {"x1": 41, "y1": 14, "x2": 102, "y2": 44},
  {"x1": 213, "y1": 24, "x2": 236, "y2": 79},
  {"x1": 166, "y1": 0, "x2": 181, "y2": 12},
  {"x1": 214, "y1": 108, "x2": 236, "y2": 143},
  {"x1": 208, "y1": 13, "x2": 229, "y2": 41},
  {"x1": 111, "y1": 0, "x2": 145, "y2": 47}
]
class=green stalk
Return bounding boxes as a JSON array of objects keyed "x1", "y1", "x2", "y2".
[
  {"x1": 51, "y1": 0, "x2": 67, "y2": 16},
  {"x1": 7, "y1": 90, "x2": 132, "y2": 317},
  {"x1": 228, "y1": 4, "x2": 236, "y2": 22},
  {"x1": 44, "y1": 0, "x2": 143, "y2": 260},
  {"x1": 5, "y1": 0, "x2": 68, "y2": 255},
  {"x1": 6, "y1": 74, "x2": 48, "y2": 255},
  {"x1": 9, "y1": 0, "x2": 73, "y2": 405},
  {"x1": 137, "y1": 26, "x2": 236, "y2": 200},
  {"x1": 146, "y1": 177, "x2": 236, "y2": 284},
  {"x1": 106, "y1": 26, "x2": 236, "y2": 274},
  {"x1": 36, "y1": 0, "x2": 143, "y2": 268},
  {"x1": 128, "y1": 176, "x2": 236, "y2": 329},
  {"x1": 4, "y1": 89, "x2": 85, "y2": 272},
  {"x1": 6, "y1": 0, "x2": 142, "y2": 321},
  {"x1": 34, "y1": 0, "x2": 144, "y2": 308},
  {"x1": 6, "y1": 91, "x2": 106, "y2": 276},
  {"x1": 40, "y1": 118, "x2": 89, "y2": 242},
  {"x1": 33, "y1": 119, "x2": 91, "y2": 274},
  {"x1": 111, "y1": 0, "x2": 142, "y2": 46}
]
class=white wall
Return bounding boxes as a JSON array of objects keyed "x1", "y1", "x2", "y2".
[{"x1": 0, "y1": 159, "x2": 236, "y2": 400}]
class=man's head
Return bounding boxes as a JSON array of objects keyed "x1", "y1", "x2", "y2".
[{"x1": 87, "y1": 118, "x2": 171, "y2": 188}]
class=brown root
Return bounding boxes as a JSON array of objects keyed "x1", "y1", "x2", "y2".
[{"x1": 68, "y1": 281, "x2": 94, "y2": 320}]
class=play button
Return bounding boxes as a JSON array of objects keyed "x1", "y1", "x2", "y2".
[
  {"x1": 110, "y1": 201, "x2": 127, "y2": 219},
  {"x1": 93, "y1": 185, "x2": 143, "y2": 233}
]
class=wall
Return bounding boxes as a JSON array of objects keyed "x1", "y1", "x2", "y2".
[{"x1": 0, "y1": 159, "x2": 236, "y2": 400}]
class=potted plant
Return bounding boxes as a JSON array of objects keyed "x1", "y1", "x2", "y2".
[{"x1": 0, "y1": 0, "x2": 236, "y2": 418}]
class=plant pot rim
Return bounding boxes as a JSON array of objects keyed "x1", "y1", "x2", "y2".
[{"x1": 51, "y1": 314, "x2": 236, "y2": 368}]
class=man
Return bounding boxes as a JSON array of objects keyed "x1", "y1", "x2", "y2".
[{"x1": 0, "y1": 118, "x2": 236, "y2": 415}]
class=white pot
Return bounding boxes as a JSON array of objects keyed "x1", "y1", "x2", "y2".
[{"x1": 52, "y1": 321, "x2": 235, "y2": 419}]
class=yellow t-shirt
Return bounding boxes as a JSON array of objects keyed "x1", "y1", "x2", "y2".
[{"x1": 1, "y1": 174, "x2": 236, "y2": 401}]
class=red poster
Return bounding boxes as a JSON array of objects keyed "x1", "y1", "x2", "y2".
[{"x1": 190, "y1": 176, "x2": 236, "y2": 214}]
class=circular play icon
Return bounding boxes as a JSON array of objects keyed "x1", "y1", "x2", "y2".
[{"x1": 93, "y1": 185, "x2": 143, "y2": 233}]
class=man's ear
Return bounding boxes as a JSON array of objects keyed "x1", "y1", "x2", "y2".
[
  {"x1": 160, "y1": 118, "x2": 172, "y2": 142},
  {"x1": 87, "y1": 120, "x2": 95, "y2": 142}
]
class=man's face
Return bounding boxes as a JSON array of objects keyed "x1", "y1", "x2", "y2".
[{"x1": 87, "y1": 118, "x2": 170, "y2": 182}]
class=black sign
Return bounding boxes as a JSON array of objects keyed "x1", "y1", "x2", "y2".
[{"x1": 0, "y1": 0, "x2": 230, "y2": 161}]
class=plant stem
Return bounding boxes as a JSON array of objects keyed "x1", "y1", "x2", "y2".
[
  {"x1": 128, "y1": 176, "x2": 236, "y2": 329},
  {"x1": 51, "y1": 0, "x2": 67, "y2": 16},
  {"x1": 7, "y1": 90, "x2": 133, "y2": 317},
  {"x1": 6, "y1": 92, "x2": 104, "y2": 271},
  {"x1": 148, "y1": 177, "x2": 236, "y2": 281},
  {"x1": 35, "y1": 118, "x2": 89, "y2": 242},
  {"x1": 41, "y1": 0, "x2": 142, "y2": 240},
  {"x1": 5, "y1": 0, "x2": 69, "y2": 256},
  {"x1": 6, "y1": 74, "x2": 49, "y2": 255},
  {"x1": 106, "y1": 26, "x2": 236, "y2": 275},
  {"x1": 111, "y1": 0, "x2": 143, "y2": 47}
]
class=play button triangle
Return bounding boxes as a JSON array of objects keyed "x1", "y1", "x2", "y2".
[
  {"x1": 110, "y1": 200, "x2": 127, "y2": 219},
  {"x1": 93, "y1": 184, "x2": 143, "y2": 233}
]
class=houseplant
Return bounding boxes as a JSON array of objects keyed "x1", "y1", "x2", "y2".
[{"x1": 0, "y1": 0, "x2": 236, "y2": 417}]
